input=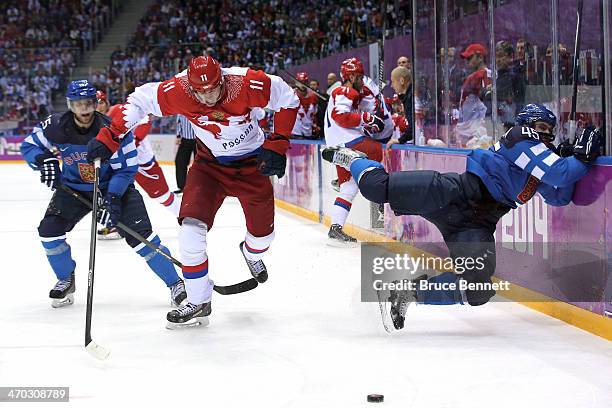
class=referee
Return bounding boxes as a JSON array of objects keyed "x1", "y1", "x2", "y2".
[{"x1": 174, "y1": 114, "x2": 197, "y2": 194}]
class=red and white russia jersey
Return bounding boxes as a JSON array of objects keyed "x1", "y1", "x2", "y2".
[
  {"x1": 115, "y1": 67, "x2": 299, "y2": 163},
  {"x1": 291, "y1": 90, "x2": 318, "y2": 137},
  {"x1": 324, "y1": 77, "x2": 377, "y2": 147}
]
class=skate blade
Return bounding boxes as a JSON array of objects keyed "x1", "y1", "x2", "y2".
[
  {"x1": 51, "y1": 294, "x2": 74, "y2": 308},
  {"x1": 327, "y1": 238, "x2": 359, "y2": 248},
  {"x1": 165, "y1": 316, "x2": 209, "y2": 330},
  {"x1": 98, "y1": 232, "x2": 121, "y2": 240},
  {"x1": 376, "y1": 292, "x2": 396, "y2": 333}
]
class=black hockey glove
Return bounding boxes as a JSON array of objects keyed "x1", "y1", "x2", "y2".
[
  {"x1": 97, "y1": 193, "x2": 122, "y2": 228},
  {"x1": 362, "y1": 112, "x2": 385, "y2": 134},
  {"x1": 257, "y1": 148, "x2": 287, "y2": 178},
  {"x1": 573, "y1": 126, "x2": 602, "y2": 163},
  {"x1": 35, "y1": 151, "x2": 61, "y2": 191},
  {"x1": 555, "y1": 141, "x2": 574, "y2": 157}
]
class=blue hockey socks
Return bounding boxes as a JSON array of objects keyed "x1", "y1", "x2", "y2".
[
  {"x1": 350, "y1": 158, "x2": 384, "y2": 184},
  {"x1": 416, "y1": 272, "x2": 464, "y2": 305},
  {"x1": 134, "y1": 234, "x2": 180, "y2": 287},
  {"x1": 41, "y1": 236, "x2": 75, "y2": 280}
]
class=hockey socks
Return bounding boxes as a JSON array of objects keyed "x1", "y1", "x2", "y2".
[
  {"x1": 349, "y1": 158, "x2": 384, "y2": 184},
  {"x1": 134, "y1": 233, "x2": 180, "y2": 287},
  {"x1": 416, "y1": 272, "x2": 464, "y2": 305},
  {"x1": 41, "y1": 235, "x2": 76, "y2": 280}
]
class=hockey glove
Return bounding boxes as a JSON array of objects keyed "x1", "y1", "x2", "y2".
[
  {"x1": 257, "y1": 134, "x2": 290, "y2": 178},
  {"x1": 362, "y1": 112, "x2": 385, "y2": 134},
  {"x1": 35, "y1": 151, "x2": 61, "y2": 191},
  {"x1": 87, "y1": 127, "x2": 118, "y2": 163},
  {"x1": 555, "y1": 140, "x2": 574, "y2": 157},
  {"x1": 97, "y1": 193, "x2": 122, "y2": 228},
  {"x1": 573, "y1": 126, "x2": 602, "y2": 163}
]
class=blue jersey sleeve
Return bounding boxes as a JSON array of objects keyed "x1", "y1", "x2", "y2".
[
  {"x1": 106, "y1": 132, "x2": 138, "y2": 196},
  {"x1": 506, "y1": 139, "x2": 589, "y2": 187},
  {"x1": 537, "y1": 183, "x2": 575, "y2": 206},
  {"x1": 20, "y1": 120, "x2": 53, "y2": 170}
]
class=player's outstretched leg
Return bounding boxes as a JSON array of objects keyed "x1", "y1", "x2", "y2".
[
  {"x1": 321, "y1": 146, "x2": 366, "y2": 168},
  {"x1": 120, "y1": 186, "x2": 186, "y2": 306}
]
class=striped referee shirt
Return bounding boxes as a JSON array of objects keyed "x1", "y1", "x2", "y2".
[{"x1": 176, "y1": 114, "x2": 196, "y2": 139}]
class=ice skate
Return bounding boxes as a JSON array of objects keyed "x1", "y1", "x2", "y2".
[
  {"x1": 321, "y1": 146, "x2": 366, "y2": 170},
  {"x1": 381, "y1": 275, "x2": 428, "y2": 332},
  {"x1": 166, "y1": 302, "x2": 211, "y2": 329},
  {"x1": 49, "y1": 272, "x2": 75, "y2": 308},
  {"x1": 239, "y1": 241, "x2": 268, "y2": 283},
  {"x1": 170, "y1": 279, "x2": 187, "y2": 307},
  {"x1": 327, "y1": 224, "x2": 358, "y2": 247},
  {"x1": 97, "y1": 226, "x2": 121, "y2": 240}
]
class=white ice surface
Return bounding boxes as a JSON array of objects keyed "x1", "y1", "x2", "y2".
[{"x1": 0, "y1": 164, "x2": 611, "y2": 408}]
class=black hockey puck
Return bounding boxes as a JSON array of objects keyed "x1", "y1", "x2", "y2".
[{"x1": 367, "y1": 394, "x2": 384, "y2": 403}]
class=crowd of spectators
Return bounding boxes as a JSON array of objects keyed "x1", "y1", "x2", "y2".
[
  {"x1": 93, "y1": 0, "x2": 412, "y2": 106},
  {"x1": 0, "y1": 0, "x2": 116, "y2": 126}
]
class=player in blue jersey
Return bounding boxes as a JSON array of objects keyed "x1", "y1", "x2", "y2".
[
  {"x1": 21, "y1": 80, "x2": 187, "y2": 308},
  {"x1": 322, "y1": 103, "x2": 602, "y2": 331}
]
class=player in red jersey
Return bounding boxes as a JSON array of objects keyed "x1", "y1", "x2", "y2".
[
  {"x1": 95, "y1": 91, "x2": 180, "y2": 239},
  {"x1": 324, "y1": 57, "x2": 385, "y2": 246},
  {"x1": 87, "y1": 56, "x2": 299, "y2": 328},
  {"x1": 291, "y1": 72, "x2": 319, "y2": 138}
]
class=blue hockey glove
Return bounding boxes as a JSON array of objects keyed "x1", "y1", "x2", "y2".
[{"x1": 97, "y1": 193, "x2": 122, "y2": 228}]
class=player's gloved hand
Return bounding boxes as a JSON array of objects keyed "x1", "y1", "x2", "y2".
[
  {"x1": 97, "y1": 193, "x2": 122, "y2": 228},
  {"x1": 258, "y1": 133, "x2": 290, "y2": 178},
  {"x1": 35, "y1": 151, "x2": 61, "y2": 191},
  {"x1": 362, "y1": 112, "x2": 385, "y2": 133},
  {"x1": 555, "y1": 140, "x2": 574, "y2": 157},
  {"x1": 573, "y1": 125, "x2": 602, "y2": 163},
  {"x1": 87, "y1": 127, "x2": 119, "y2": 163}
]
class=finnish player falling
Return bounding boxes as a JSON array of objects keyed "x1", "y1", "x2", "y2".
[{"x1": 322, "y1": 103, "x2": 602, "y2": 331}]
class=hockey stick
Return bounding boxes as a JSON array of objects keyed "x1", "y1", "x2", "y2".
[
  {"x1": 569, "y1": 0, "x2": 584, "y2": 142},
  {"x1": 85, "y1": 158, "x2": 111, "y2": 360},
  {"x1": 61, "y1": 185, "x2": 258, "y2": 295},
  {"x1": 281, "y1": 70, "x2": 329, "y2": 101}
]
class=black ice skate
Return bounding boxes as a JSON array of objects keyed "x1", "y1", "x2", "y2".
[
  {"x1": 327, "y1": 224, "x2": 358, "y2": 247},
  {"x1": 97, "y1": 226, "x2": 121, "y2": 240},
  {"x1": 239, "y1": 241, "x2": 268, "y2": 283},
  {"x1": 170, "y1": 279, "x2": 187, "y2": 307},
  {"x1": 381, "y1": 275, "x2": 428, "y2": 332},
  {"x1": 49, "y1": 272, "x2": 75, "y2": 308},
  {"x1": 166, "y1": 302, "x2": 211, "y2": 329},
  {"x1": 321, "y1": 146, "x2": 366, "y2": 170}
]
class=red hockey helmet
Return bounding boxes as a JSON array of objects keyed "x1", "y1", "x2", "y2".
[
  {"x1": 340, "y1": 58, "x2": 365, "y2": 81},
  {"x1": 295, "y1": 72, "x2": 309, "y2": 83},
  {"x1": 187, "y1": 56, "x2": 222, "y2": 92},
  {"x1": 96, "y1": 90, "x2": 108, "y2": 104}
]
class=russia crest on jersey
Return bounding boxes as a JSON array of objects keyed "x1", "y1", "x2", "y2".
[{"x1": 78, "y1": 163, "x2": 96, "y2": 183}]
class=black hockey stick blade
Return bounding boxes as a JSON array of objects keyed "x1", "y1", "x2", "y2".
[{"x1": 213, "y1": 278, "x2": 258, "y2": 295}]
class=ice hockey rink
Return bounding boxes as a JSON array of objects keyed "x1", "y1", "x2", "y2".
[{"x1": 1, "y1": 164, "x2": 610, "y2": 408}]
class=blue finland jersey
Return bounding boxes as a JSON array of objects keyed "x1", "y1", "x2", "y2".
[
  {"x1": 21, "y1": 111, "x2": 137, "y2": 196},
  {"x1": 466, "y1": 126, "x2": 589, "y2": 208}
]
